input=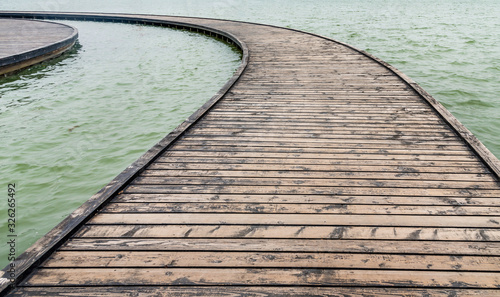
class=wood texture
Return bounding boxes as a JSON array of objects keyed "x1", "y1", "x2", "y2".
[
  {"x1": 43, "y1": 251, "x2": 500, "y2": 271},
  {"x1": 6, "y1": 287, "x2": 500, "y2": 297},
  {"x1": 21, "y1": 268, "x2": 500, "y2": 287},
  {"x1": 1, "y1": 11, "x2": 499, "y2": 296}
]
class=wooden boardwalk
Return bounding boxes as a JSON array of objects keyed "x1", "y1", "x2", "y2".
[
  {"x1": 1, "y1": 12, "x2": 500, "y2": 296},
  {"x1": 0, "y1": 18, "x2": 77, "y2": 75}
]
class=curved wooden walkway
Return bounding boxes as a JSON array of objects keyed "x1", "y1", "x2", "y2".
[
  {"x1": 1, "y1": 12, "x2": 500, "y2": 296},
  {"x1": 0, "y1": 18, "x2": 77, "y2": 75}
]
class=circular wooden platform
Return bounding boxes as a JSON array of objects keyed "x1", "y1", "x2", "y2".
[{"x1": 0, "y1": 18, "x2": 78, "y2": 75}]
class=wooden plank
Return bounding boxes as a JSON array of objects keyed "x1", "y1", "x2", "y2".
[
  {"x1": 187, "y1": 127, "x2": 456, "y2": 137},
  {"x1": 174, "y1": 136, "x2": 466, "y2": 146},
  {"x1": 11, "y1": 286, "x2": 500, "y2": 297},
  {"x1": 75, "y1": 224, "x2": 500, "y2": 241},
  {"x1": 228, "y1": 81, "x2": 410, "y2": 85},
  {"x1": 195, "y1": 122, "x2": 455, "y2": 132},
  {"x1": 174, "y1": 139, "x2": 470, "y2": 150},
  {"x1": 88, "y1": 213, "x2": 500, "y2": 228},
  {"x1": 205, "y1": 110, "x2": 440, "y2": 117},
  {"x1": 188, "y1": 128, "x2": 456, "y2": 137},
  {"x1": 224, "y1": 95, "x2": 418, "y2": 99},
  {"x1": 212, "y1": 105, "x2": 432, "y2": 111},
  {"x1": 167, "y1": 145, "x2": 476, "y2": 157},
  {"x1": 198, "y1": 119, "x2": 452, "y2": 129},
  {"x1": 200, "y1": 114, "x2": 447, "y2": 121},
  {"x1": 114, "y1": 193, "x2": 500, "y2": 206},
  {"x1": 142, "y1": 169, "x2": 495, "y2": 182},
  {"x1": 227, "y1": 89, "x2": 417, "y2": 94},
  {"x1": 162, "y1": 150, "x2": 477, "y2": 162},
  {"x1": 132, "y1": 176, "x2": 499, "y2": 190},
  {"x1": 201, "y1": 118, "x2": 444, "y2": 125},
  {"x1": 100, "y1": 202, "x2": 500, "y2": 215},
  {"x1": 43, "y1": 250, "x2": 500, "y2": 271},
  {"x1": 60, "y1": 238, "x2": 500, "y2": 255},
  {"x1": 224, "y1": 98, "x2": 428, "y2": 104},
  {"x1": 205, "y1": 113, "x2": 442, "y2": 121},
  {"x1": 161, "y1": 144, "x2": 476, "y2": 155},
  {"x1": 124, "y1": 184, "x2": 500, "y2": 197},
  {"x1": 147, "y1": 162, "x2": 489, "y2": 174},
  {"x1": 183, "y1": 132, "x2": 462, "y2": 143},
  {"x1": 22, "y1": 268, "x2": 500, "y2": 288},
  {"x1": 217, "y1": 101, "x2": 427, "y2": 106},
  {"x1": 224, "y1": 93, "x2": 423, "y2": 98},
  {"x1": 155, "y1": 157, "x2": 485, "y2": 168},
  {"x1": 8, "y1": 287, "x2": 500, "y2": 297},
  {"x1": 213, "y1": 106, "x2": 432, "y2": 112}
]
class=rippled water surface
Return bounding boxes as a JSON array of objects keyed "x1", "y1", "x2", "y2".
[{"x1": 0, "y1": 0, "x2": 499, "y2": 267}]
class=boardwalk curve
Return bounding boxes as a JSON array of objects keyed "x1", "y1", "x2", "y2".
[
  {"x1": 0, "y1": 18, "x2": 77, "y2": 75},
  {"x1": 1, "y1": 12, "x2": 499, "y2": 296}
]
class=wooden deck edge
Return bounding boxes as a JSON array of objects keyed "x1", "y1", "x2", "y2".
[
  {"x1": 0, "y1": 12, "x2": 249, "y2": 295},
  {"x1": 0, "y1": 19, "x2": 78, "y2": 75},
  {"x1": 0, "y1": 41, "x2": 77, "y2": 76}
]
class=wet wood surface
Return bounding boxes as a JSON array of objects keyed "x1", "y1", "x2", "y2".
[{"x1": 1, "y1": 11, "x2": 499, "y2": 296}]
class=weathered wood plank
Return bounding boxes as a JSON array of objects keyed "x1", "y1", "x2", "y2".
[
  {"x1": 205, "y1": 113, "x2": 444, "y2": 121},
  {"x1": 197, "y1": 121, "x2": 454, "y2": 131},
  {"x1": 114, "y1": 193, "x2": 500, "y2": 206},
  {"x1": 43, "y1": 250, "x2": 500, "y2": 271},
  {"x1": 60, "y1": 238, "x2": 500, "y2": 256},
  {"x1": 131, "y1": 176, "x2": 499, "y2": 190},
  {"x1": 22, "y1": 268, "x2": 500, "y2": 288},
  {"x1": 9, "y1": 287, "x2": 500, "y2": 297},
  {"x1": 88, "y1": 213, "x2": 500, "y2": 228},
  {"x1": 171, "y1": 142, "x2": 468, "y2": 152},
  {"x1": 173, "y1": 137, "x2": 467, "y2": 147},
  {"x1": 163, "y1": 151, "x2": 478, "y2": 162},
  {"x1": 187, "y1": 127, "x2": 457, "y2": 137},
  {"x1": 142, "y1": 169, "x2": 495, "y2": 182},
  {"x1": 227, "y1": 90, "x2": 417, "y2": 94},
  {"x1": 173, "y1": 139, "x2": 471, "y2": 150},
  {"x1": 224, "y1": 94, "x2": 424, "y2": 99},
  {"x1": 100, "y1": 202, "x2": 500, "y2": 215},
  {"x1": 174, "y1": 136, "x2": 466, "y2": 146},
  {"x1": 213, "y1": 106, "x2": 433, "y2": 112},
  {"x1": 76, "y1": 224, "x2": 500, "y2": 241},
  {"x1": 155, "y1": 157, "x2": 485, "y2": 168},
  {"x1": 60, "y1": 238, "x2": 500, "y2": 255},
  {"x1": 217, "y1": 101, "x2": 427, "y2": 106},
  {"x1": 124, "y1": 184, "x2": 500, "y2": 197},
  {"x1": 148, "y1": 161, "x2": 489, "y2": 174},
  {"x1": 196, "y1": 122, "x2": 455, "y2": 132}
]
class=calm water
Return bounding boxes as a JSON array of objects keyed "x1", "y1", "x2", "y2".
[{"x1": 0, "y1": 0, "x2": 499, "y2": 268}]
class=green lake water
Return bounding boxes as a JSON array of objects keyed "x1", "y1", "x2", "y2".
[{"x1": 0, "y1": 0, "x2": 499, "y2": 268}]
